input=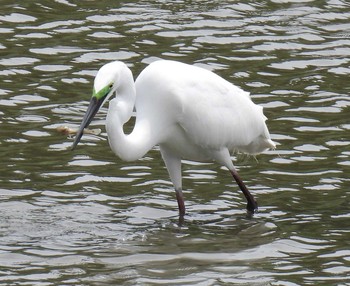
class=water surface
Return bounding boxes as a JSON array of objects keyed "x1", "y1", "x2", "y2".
[{"x1": 1, "y1": 1, "x2": 350, "y2": 285}]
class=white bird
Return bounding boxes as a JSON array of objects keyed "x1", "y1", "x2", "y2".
[{"x1": 72, "y1": 60, "x2": 275, "y2": 218}]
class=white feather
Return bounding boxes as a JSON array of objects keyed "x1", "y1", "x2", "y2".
[{"x1": 77, "y1": 59, "x2": 276, "y2": 216}]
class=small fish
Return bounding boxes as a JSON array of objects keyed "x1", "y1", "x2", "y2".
[{"x1": 56, "y1": 125, "x2": 101, "y2": 136}]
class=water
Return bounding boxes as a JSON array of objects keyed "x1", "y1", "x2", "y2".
[{"x1": 1, "y1": 0, "x2": 350, "y2": 285}]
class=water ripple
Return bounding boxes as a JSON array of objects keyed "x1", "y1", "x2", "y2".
[{"x1": 0, "y1": 0, "x2": 350, "y2": 285}]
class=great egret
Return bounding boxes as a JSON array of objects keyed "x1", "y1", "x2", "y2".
[{"x1": 72, "y1": 60, "x2": 275, "y2": 218}]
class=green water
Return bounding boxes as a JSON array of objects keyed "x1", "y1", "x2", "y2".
[{"x1": 1, "y1": 1, "x2": 349, "y2": 285}]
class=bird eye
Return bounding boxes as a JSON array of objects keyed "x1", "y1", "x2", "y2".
[{"x1": 109, "y1": 83, "x2": 113, "y2": 89}]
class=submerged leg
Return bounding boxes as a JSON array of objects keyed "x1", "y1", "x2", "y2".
[
  {"x1": 175, "y1": 188, "x2": 186, "y2": 217},
  {"x1": 230, "y1": 168, "x2": 258, "y2": 215},
  {"x1": 212, "y1": 148, "x2": 258, "y2": 215}
]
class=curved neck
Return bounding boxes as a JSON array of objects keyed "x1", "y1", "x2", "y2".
[
  {"x1": 107, "y1": 109, "x2": 154, "y2": 161},
  {"x1": 113, "y1": 64, "x2": 136, "y2": 125},
  {"x1": 105, "y1": 66, "x2": 155, "y2": 162}
]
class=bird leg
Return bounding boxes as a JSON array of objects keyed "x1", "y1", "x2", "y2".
[
  {"x1": 229, "y1": 168, "x2": 258, "y2": 215},
  {"x1": 175, "y1": 188, "x2": 186, "y2": 217}
]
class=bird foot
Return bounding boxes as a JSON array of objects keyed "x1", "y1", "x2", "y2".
[
  {"x1": 246, "y1": 199, "x2": 258, "y2": 217},
  {"x1": 178, "y1": 214, "x2": 185, "y2": 227}
]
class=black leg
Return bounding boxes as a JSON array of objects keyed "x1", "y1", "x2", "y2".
[
  {"x1": 229, "y1": 168, "x2": 258, "y2": 215},
  {"x1": 175, "y1": 188, "x2": 186, "y2": 217}
]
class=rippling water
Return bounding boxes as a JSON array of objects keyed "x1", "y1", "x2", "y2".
[{"x1": 1, "y1": 1, "x2": 350, "y2": 285}]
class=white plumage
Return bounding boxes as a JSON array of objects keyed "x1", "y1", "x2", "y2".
[{"x1": 72, "y1": 60, "x2": 275, "y2": 218}]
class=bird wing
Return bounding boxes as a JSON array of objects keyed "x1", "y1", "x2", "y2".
[
  {"x1": 173, "y1": 67, "x2": 273, "y2": 154},
  {"x1": 135, "y1": 60, "x2": 274, "y2": 155}
]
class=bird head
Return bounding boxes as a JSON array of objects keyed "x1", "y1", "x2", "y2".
[{"x1": 71, "y1": 63, "x2": 118, "y2": 150}]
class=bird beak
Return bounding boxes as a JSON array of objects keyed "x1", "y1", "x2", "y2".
[{"x1": 71, "y1": 96, "x2": 104, "y2": 150}]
